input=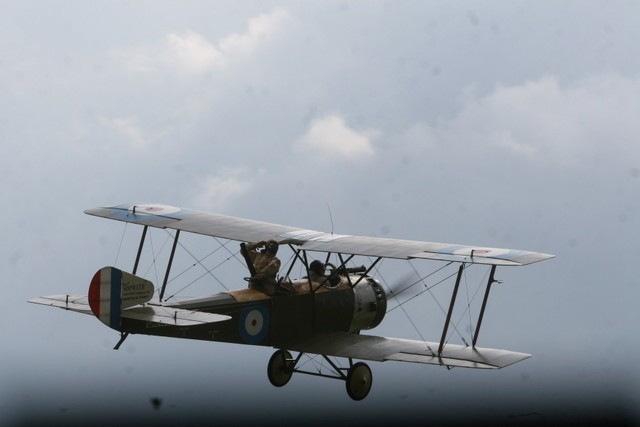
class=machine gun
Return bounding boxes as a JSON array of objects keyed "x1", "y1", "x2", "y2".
[{"x1": 336, "y1": 265, "x2": 367, "y2": 276}]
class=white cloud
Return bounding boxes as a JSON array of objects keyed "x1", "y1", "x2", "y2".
[
  {"x1": 409, "y1": 74, "x2": 640, "y2": 165},
  {"x1": 490, "y1": 129, "x2": 538, "y2": 157},
  {"x1": 165, "y1": 31, "x2": 226, "y2": 73},
  {"x1": 193, "y1": 170, "x2": 252, "y2": 211},
  {"x1": 296, "y1": 115, "x2": 378, "y2": 160},
  {"x1": 100, "y1": 116, "x2": 150, "y2": 149},
  {"x1": 115, "y1": 8, "x2": 290, "y2": 75},
  {"x1": 218, "y1": 8, "x2": 290, "y2": 59}
]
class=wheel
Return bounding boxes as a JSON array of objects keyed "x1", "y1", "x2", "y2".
[
  {"x1": 267, "y1": 349, "x2": 293, "y2": 387},
  {"x1": 345, "y1": 362, "x2": 373, "y2": 401}
]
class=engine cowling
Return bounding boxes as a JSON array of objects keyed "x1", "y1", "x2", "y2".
[{"x1": 348, "y1": 277, "x2": 387, "y2": 332}]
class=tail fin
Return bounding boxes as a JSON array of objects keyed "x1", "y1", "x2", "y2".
[{"x1": 88, "y1": 267, "x2": 154, "y2": 330}]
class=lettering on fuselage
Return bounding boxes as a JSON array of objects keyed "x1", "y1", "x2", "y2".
[
  {"x1": 122, "y1": 282, "x2": 147, "y2": 292},
  {"x1": 122, "y1": 281, "x2": 152, "y2": 302}
]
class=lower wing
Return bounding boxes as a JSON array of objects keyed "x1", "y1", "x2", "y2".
[{"x1": 285, "y1": 332, "x2": 530, "y2": 369}]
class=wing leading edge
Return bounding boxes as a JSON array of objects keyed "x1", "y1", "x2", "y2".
[
  {"x1": 85, "y1": 203, "x2": 554, "y2": 266},
  {"x1": 285, "y1": 332, "x2": 530, "y2": 369}
]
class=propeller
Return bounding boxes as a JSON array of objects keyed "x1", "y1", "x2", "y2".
[{"x1": 385, "y1": 272, "x2": 421, "y2": 300}]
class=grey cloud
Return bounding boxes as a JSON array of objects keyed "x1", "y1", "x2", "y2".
[{"x1": 2, "y1": 1, "x2": 640, "y2": 424}]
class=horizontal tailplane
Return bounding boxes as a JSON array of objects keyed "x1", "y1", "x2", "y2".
[{"x1": 29, "y1": 267, "x2": 231, "y2": 330}]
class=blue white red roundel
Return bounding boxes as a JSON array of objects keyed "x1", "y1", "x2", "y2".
[
  {"x1": 245, "y1": 310, "x2": 263, "y2": 335},
  {"x1": 239, "y1": 304, "x2": 270, "y2": 344},
  {"x1": 132, "y1": 204, "x2": 181, "y2": 216}
]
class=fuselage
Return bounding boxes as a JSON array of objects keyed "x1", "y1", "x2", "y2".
[{"x1": 119, "y1": 275, "x2": 387, "y2": 347}]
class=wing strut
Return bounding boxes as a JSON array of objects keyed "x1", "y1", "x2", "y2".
[
  {"x1": 337, "y1": 254, "x2": 356, "y2": 286},
  {"x1": 302, "y1": 250, "x2": 312, "y2": 293},
  {"x1": 159, "y1": 230, "x2": 180, "y2": 302},
  {"x1": 284, "y1": 246, "x2": 303, "y2": 280},
  {"x1": 472, "y1": 265, "x2": 497, "y2": 347},
  {"x1": 132, "y1": 225, "x2": 148, "y2": 275},
  {"x1": 438, "y1": 263, "x2": 465, "y2": 355}
]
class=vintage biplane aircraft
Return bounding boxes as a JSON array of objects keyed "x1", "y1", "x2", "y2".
[{"x1": 30, "y1": 203, "x2": 553, "y2": 400}]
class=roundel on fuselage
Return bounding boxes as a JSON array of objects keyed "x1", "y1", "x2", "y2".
[{"x1": 238, "y1": 304, "x2": 270, "y2": 344}]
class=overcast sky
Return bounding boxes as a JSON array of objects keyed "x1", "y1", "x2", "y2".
[{"x1": 2, "y1": 1, "x2": 639, "y2": 425}]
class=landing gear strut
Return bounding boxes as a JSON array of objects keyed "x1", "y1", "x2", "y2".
[{"x1": 266, "y1": 349, "x2": 373, "y2": 401}]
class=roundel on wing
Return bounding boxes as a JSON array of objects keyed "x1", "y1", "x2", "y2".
[
  {"x1": 238, "y1": 304, "x2": 270, "y2": 344},
  {"x1": 135, "y1": 204, "x2": 181, "y2": 216}
]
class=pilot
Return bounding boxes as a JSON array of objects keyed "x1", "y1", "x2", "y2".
[
  {"x1": 309, "y1": 260, "x2": 327, "y2": 285},
  {"x1": 246, "y1": 240, "x2": 281, "y2": 295}
]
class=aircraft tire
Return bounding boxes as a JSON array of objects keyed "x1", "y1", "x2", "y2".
[
  {"x1": 267, "y1": 349, "x2": 293, "y2": 387},
  {"x1": 345, "y1": 362, "x2": 372, "y2": 401}
]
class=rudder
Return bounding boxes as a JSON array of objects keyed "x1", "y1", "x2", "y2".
[{"x1": 88, "y1": 266, "x2": 154, "y2": 330}]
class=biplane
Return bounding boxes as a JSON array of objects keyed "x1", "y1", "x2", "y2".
[{"x1": 30, "y1": 203, "x2": 553, "y2": 400}]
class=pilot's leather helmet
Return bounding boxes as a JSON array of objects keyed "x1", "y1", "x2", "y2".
[
  {"x1": 266, "y1": 240, "x2": 279, "y2": 254},
  {"x1": 310, "y1": 260, "x2": 324, "y2": 275}
]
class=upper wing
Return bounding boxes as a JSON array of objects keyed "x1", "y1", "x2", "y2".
[
  {"x1": 85, "y1": 203, "x2": 554, "y2": 266},
  {"x1": 285, "y1": 332, "x2": 530, "y2": 369}
]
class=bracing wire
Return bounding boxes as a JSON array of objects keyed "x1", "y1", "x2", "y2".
[
  {"x1": 164, "y1": 254, "x2": 237, "y2": 300},
  {"x1": 389, "y1": 261, "x2": 453, "y2": 300},
  {"x1": 388, "y1": 262, "x2": 472, "y2": 345},
  {"x1": 294, "y1": 353, "x2": 345, "y2": 378},
  {"x1": 399, "y1": 300, "x2": 429, "y2": 343},
  {"x1": 280, "y1": 252, "x2": 298, "y2": 280},
  {"x1": 213, "y1": 237, "x2": 247, "y2": 268},
  {"x1": 296, "y1": 353, "x2": 326, "y2": 373},
  {"x1": 168, "y1": 244, "x2": 230, "y2": 284},
  {"x1": 368, "y1": 257, "x2": 384, "y2": 278},
  {"x1": 445, "y1": 267, "x2": 490, "y2": 347},
  {"x1": 160, "y1": 230, "x2": 234, "y2": 295},
  {"x1": 142, "y1": 231, "x2": 171, "y2": 291},
  {"x1": 114, "y1": 223, "x2": 128, "y2": 266},
  {"x1": 151, "y1": 231, "x2": 255, "y2": 301},
  {"x1": 464, "y1": 268, "x2": 473, "y2": 345},
  {"x1": 172, "y1": 236, "x2": 233, "y2": 278},
  {"x1": 387, "y1": 263, "x2": 457, "y2": 313},
  {"x1": 150, "y1": 230, "x2": 167, "y2": 286},
  {"x1": 372, "y1": 260, "x2": 429, "y2": 343}
]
